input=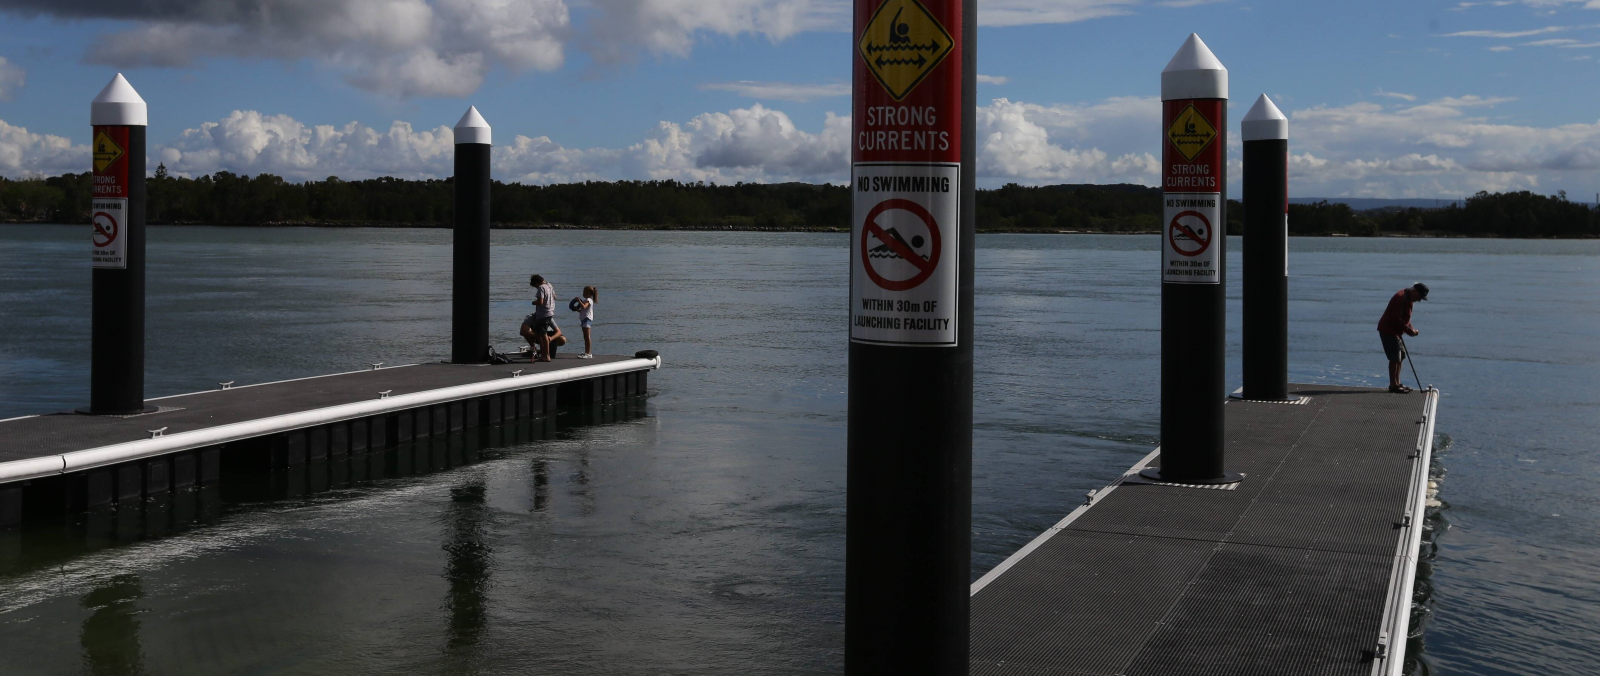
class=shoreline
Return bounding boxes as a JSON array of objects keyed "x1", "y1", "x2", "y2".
[{"x1": 4, "y1": 221, "x2": 1595, "y2": 238}]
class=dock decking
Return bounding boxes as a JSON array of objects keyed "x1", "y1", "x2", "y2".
[
  {"x1": 970, "y1": 384, "x2": 1439, "y2": 676},
  {"x1": 0, "y1": 354, "x2": 659, "y2": 523}
]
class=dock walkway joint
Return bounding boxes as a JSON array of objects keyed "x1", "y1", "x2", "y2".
[{"x1": 971, "y1": 385, "x2": 1439, "y2": 676}]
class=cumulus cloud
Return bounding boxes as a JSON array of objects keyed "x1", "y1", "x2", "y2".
[
  {"x1": 0, "y1": 56, "x2": 22, "y2": 101},
  {"x1": 698, "y1": 80, "x2": 849, "y2": 102},
  {"x1": 0, "y1": 0, "x2": 569, "y2": 98},
  {"x1": 500, "y1": 104, "x2": 850, "y2": 183},
  {"x1": 686, "y1": 105, "x2": 847, "y2": 174},
  {"x1": 1286, "y1": 95, "x2": 1600, "y2": 196},
  {"x1": 0, "y1": 94, "x2": 1160, "y2": 186},
  {"x1": 0, "y1": 119, "x2": 87, "y2": 176},
  {"x1": 137, "y1": 104, "x2": 848, "y2": 184},
  {"x1": 132, "y1": 98, "x2": 1163, "y2": 186},
  {"x1": 991, "y1": 95, "x2": 1160, "y2": 154},
  {"x1": 976, "y1": 97, "x2": 1158, "y2": 184},
  {"x1": 959, "y1": 93, "x2": 1600, "y2": 195},
  {"x1": 10, "y1": 90, "x2": 1600, "y2": 199},
  {"x1": 976, "y1": 74, "x2": 1010, "y2": 85},
  {"x1": 158, "y1": 110, "x2": 456, "y2": 180}
]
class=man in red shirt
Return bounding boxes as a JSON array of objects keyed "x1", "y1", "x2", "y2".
[{"x1": 1378, "y1": 283, "x2": 1429, "y2": 393}]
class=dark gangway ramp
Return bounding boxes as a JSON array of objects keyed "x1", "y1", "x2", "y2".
[{"x1": 970, "y1": 385, "x2": 1439, "y2": 676}]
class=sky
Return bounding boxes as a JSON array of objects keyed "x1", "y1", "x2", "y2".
[{"x1": 0, "y1": 0, "x2": 1598, "y2": 198}]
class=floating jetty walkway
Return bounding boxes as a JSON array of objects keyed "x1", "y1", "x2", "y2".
[
  {"x1": 0, "y1": 84, "x2": 662, "y2": 528},
  {"x1": 0, "y1": 354, "x2": 658, "y2": 525},
  {"x1": 971, "y1": 385, "x2": 1440, "y2": 676}
]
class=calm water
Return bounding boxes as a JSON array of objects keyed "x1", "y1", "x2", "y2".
[{"x1": 0, "y1": 225, "x2": 1597, "y2": 675}]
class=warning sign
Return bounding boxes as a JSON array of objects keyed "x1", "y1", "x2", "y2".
[
  {"x1": 1162, "y1": 98, "x2": 1223, "y2": 285},
  {"x1": 90, "y1": 124, "x2": 132, "y2": 269},
  {"x1": 1166, "y1": 104, "x2": 1217, "y2": 162},
  {"x1": 851, "y1": 162, "x2": 959, "y2": 345},
  {"x1": 853, "y1": 0, "x2": 961, "y2": 166},
  {"x1": 91, "y1": 198, "x2": 128, "y2": 269},
  {"x1": 93, "y1": 131, "x2": 124, "y2": 173},
  {"x1": 858, "y1": 0, "x2": 953, "y2": 101},
  {"x1": 91, "y1": 125, "x2": 131, "y2": 199},
  {"x1": 1163, "y1": 194, "x2": 1220, "y2": 283}
]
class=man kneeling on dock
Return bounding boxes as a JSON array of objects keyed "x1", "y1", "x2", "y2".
[
  {"x1": 1378, "y1": 282, "x2": 1428, "y2": 393},
  {"x1": 523, "y1": 274, "x2": 564, "y2": 362}
]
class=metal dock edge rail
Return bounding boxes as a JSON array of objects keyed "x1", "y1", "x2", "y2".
[
  {"x1": 1372, "y1": 386, "x2": 1440, "y2": 676},
  {"x1": 0, "y1": 356, "x2": 661, "y2": 485}
]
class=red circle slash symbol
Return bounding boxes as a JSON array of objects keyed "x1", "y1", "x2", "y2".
[
  {"x1": 861, "y1": 198, "x2": 942, "y2": 291},
  {"x1": 92, "y1": 211, "x2": 119, "y2": 248},
  {"x1": 1168, "y1": 210, "x2": 1211, "y2": 257}
]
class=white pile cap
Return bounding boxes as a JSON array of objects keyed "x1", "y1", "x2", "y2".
[
  {"x1": 91, "y1": 74, "x2": 147, "y2": 126},
  {"x1": 1161, "y1": 33, "x2": 1228, "y2": 101},
  {"x1": 1241, "y1": 94, "x2": 1288, "y2": 141},
  {"x1": 455, "y1": 106, "x2": 491, "y2": 145}
]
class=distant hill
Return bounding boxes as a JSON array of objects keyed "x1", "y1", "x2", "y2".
[
  {"x1": 2, "y1": 174, "x2": 1593, "y2": 237},
  {"x1": 1293, "y1": 196, "x2": 1598, "y2": 210},
  {"x1": 1293, "y1": 197, "x2": 1465, "y2": 210},
  {"x1": 1028, "y1": 183, "x2": 1161, "y2": 195}
]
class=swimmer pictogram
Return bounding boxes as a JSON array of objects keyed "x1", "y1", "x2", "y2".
[
  {"x1": 857, "y1": 0, "x2": 953, "y2": 100},
  {"x1": 860, "y1": 198, "x2": 941, "y2": 291},
  {"x1": 1168, "y1": 210, "x2": 1212, "y2": 257},
  {"x1": 867, "y1": 226, "x2": 930, "y2": 261},
  {"x1": 1166, "y1": 104, "x2": 1218, "y2": 162},
  {"x1": 92, "y1": 210, "x2": 119, "y2": 248}
]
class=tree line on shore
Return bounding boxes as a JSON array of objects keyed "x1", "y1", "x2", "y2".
[{"x1": 2, "y1": 168, "x2": 1595, "y2": 238}]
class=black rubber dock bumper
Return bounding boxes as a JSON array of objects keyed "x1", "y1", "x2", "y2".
[
  {"x1": 0, "y1": 354, "x2": 659, "y2": 527},
  {"x1": 970, "y1": 385, "x2": 1440, "y2": 676}
]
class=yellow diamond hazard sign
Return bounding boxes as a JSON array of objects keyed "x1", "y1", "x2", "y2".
[
  {"x1": 1166, "y1": 105, "x2": 1218, "y2": 162},
  {"x1": 858, "y1": 0, "x2": 953, "y2": 101},
  {"x1": 93, "y1": 132, "x2": 124, "y2": 173}
]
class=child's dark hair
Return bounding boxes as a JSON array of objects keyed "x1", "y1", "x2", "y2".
[
  {"x1": 530, "y1": 274, "x2": 544, "y2": 286},
  {"x1": 583, "y1": 286, "x2": 598, "y2": 300}
]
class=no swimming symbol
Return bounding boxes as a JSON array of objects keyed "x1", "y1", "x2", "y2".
[
  {"x1": 1168, "y1": 210, "x2": 1212, "y2": 257},
  {"x1": 861, "y1": 198, "x2": 941, "y2": 291},
  {"x1": 92, "y1": 211, "x2": 119, "y2": 248}
]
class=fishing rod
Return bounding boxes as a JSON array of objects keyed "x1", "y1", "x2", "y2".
[{"x1": 1399, "y1": 335, "x2": 1424, "y2": 392}]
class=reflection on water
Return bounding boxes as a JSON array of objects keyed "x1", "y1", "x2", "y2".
[
  {"x1": 0, "y1": 399, "x2": 649, "y2": 674},
  {"x1": 444, "y1": 482, "x2": 492, "y2": 651},
  {"x1": 570, "y1": 448, "x2": 596, "y2": 517},
  {"x1": 0, "y1": 487, "x2": 224, "y2": 581},
  {"x1": 80, "y1": 574, "x2": 146, "y2": 676},
  {"x1": 532, "y1": 460, "x2": 550, "y2": 513},
  {"x1": 0, "y1": 227, "x2": 1597, "y2": 674}
]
